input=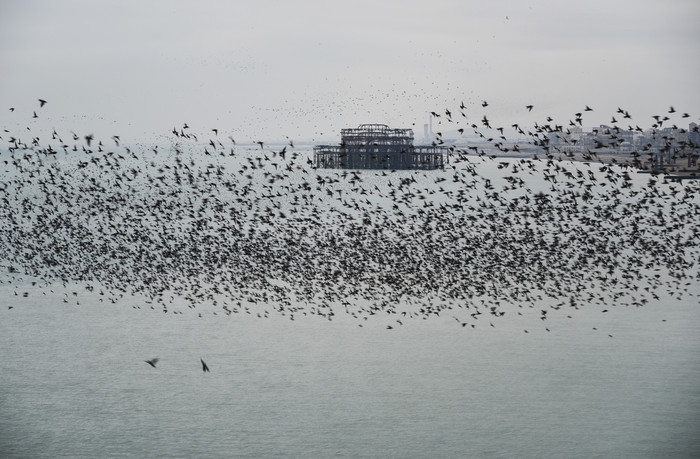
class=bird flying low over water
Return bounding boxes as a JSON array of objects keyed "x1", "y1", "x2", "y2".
[
  {"x1": 145, "y1": 358, "x2": 159, "y2": 368},
  {"x1": 201, "y1": 358, "x2": 210, "y2": 372}
]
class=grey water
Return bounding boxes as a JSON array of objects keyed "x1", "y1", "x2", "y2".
[
  {"x1": 1, "y1": 285, "x2": 699, "y2": 458},
  {"x1": 1, "y1": 146, "x2": 699, "y2": 457}
]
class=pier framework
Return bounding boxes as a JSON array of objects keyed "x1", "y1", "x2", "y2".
[{"x1": 314, "y1": 124, "x2": 448, "y2": 170}]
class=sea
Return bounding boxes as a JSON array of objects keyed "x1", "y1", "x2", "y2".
[{"x1": 0, "y1": 142, "x2": 699, "y2": 458}]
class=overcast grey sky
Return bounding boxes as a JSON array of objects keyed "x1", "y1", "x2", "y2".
[{"x1": 1, "y1": 0, "x2": 698, "y2": 143}]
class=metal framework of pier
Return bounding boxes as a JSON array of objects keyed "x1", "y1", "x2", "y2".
[{"x1": 314, "y1": 124, "x2": 448, "y2": 170}]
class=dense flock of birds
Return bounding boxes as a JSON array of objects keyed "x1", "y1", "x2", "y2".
[{"x1": 1, "y1": 100, "x2": 698, "y2": 336}]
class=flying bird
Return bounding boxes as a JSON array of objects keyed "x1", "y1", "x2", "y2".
[
  {"x1": 145, "y1": 358, "x2": 159, "y2": 368},
  {"x1": 201, "y1": 358, "x2": 210, "y2": 372}
]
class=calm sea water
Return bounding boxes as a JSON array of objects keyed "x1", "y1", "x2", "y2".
[
  {"x1": 1, "y1": 146, "x2": 699, "y2": 457},
  {"x1": 1, "y1": 283, "x2": 698, "y2": 458}
]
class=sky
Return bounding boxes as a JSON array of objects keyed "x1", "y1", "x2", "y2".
[{"x1": 0, "y1": 0, "x2": 698, "y2": 144}]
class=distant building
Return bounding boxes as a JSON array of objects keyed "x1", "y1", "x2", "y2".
[
  {"x1": 551, "y1": 124, "x2": 636, "y2": 155},
  {"x1": 314, "y1": 124, "x2": 448, "y2": 170}
]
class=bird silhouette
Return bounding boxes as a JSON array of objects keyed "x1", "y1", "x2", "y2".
[
  {"x1": 145, "y1": 358, "x2": 159, "y2": 368},
  {"x1": 201, "y1": 358, "x2": 210, "y2": 372}
]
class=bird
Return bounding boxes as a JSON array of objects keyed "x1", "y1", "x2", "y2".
[
  {"x1": 38, "y1": 99, "x2": 47, "y2": 107},
  {"x1": 145, "y1": 358, "x2": 159, "y2": 368},
  {"x1": 526, "y1": 105, "x2": 533, "y2": 112},
  {"x1": 201, "y1": 358, "x2": 210, "y2": 372}
]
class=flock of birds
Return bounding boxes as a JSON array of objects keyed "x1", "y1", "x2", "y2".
[{"x1": 1, "y1": 99, "x2": 698, "y2": 346}]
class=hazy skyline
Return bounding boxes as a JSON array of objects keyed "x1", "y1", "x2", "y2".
[{"x1": 1, "y1": 0, "x2": 698, "y2": 144}]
